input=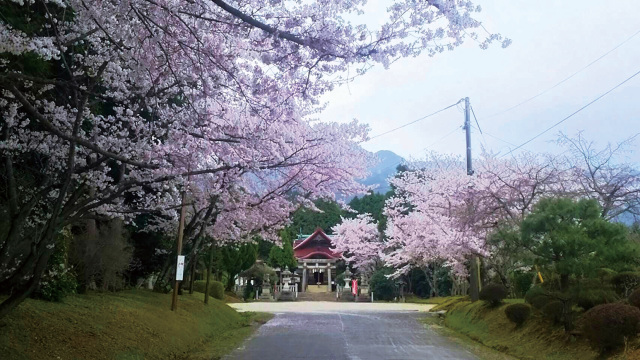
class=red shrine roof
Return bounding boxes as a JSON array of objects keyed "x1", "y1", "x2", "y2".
[{"x1": 293, "y1": 228, "x2": 342, "y2": 260}]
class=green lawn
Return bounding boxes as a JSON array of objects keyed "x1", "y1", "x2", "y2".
[{"x1": 0, "y1": 289, "x2": 271, "y2": 360}]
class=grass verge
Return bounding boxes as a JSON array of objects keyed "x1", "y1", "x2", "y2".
[
  {"x1": 404, "y1": 295, "x2": 451, "y2": 304},
  {"x1": 0, "y1": 289, "x2": 272, "y2": 360},
  {"x1": 442, "y1": 299, "x2": 598, "y2": 360}
]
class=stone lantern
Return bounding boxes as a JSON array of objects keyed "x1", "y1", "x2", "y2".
[
  {"x1": 281, "y1": 269, "x2": 292, "y2": 291},
  {"x1": 344, "y1": 268, "x2": 352, "y2": 290}
]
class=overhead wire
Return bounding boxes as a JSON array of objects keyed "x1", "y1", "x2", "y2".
[
  {"x1": 499, "y1": 68, "x2": 640, "y2": 158},
  {"x1": 372, "y1": 124, "x2": 463, "y2": 175},
  {"x1": 486, "y1": 29, "x2": 640, "y2": 119},
  {"x1": 366, "y1": 99, "x2": 463, "y2": 141}
]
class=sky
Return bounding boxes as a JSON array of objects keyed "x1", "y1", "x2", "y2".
[{"x1": 320, "y1": 0, "x2": 640, "y2": 167}]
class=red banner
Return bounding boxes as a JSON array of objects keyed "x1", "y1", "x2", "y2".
[{"x1": 351, "y1": 279, "x2": 358, "y2": 295}]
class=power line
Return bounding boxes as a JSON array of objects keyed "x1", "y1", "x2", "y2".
[
  {"x1": 372, "y1": 125, "x2": 462, "y2": 175},
  {"x1": 470, "y1": 105, "x2": 490, "y2": 150},
  {"x1": 470, "y1": 106, "x2": 483, "y2": 134},
  {"x1": 366, "y1": 99, "x2": 463, "y2": 141},
  {"x1": 500, "y1": 68, "x2": 640, "y2": 158},
  {"x1": 487, "y1": 29, "x2": 640, "y2": 119}
]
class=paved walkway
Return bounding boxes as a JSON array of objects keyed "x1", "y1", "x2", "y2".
[
  {"x1": 228, "y1": 301, "x2": 434, "y2": 313},
  {"x1": 225, "y1": 310, "x2": 477, "y2": 360}
]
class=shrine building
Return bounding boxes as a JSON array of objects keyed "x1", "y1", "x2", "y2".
[{"x1": 293, "y1": 228, "x2": 342, "y2": 293}]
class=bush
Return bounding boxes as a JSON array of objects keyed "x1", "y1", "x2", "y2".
[
  {"x1": 629, "y1": 288, "x2": 640, "y2": 309},
  {"x1": 70, "y1": 219, "x2": 132, "y2": 292},
  {"x1": 34, "y1": 228, "x2": 78, "y2": 302},
  {"x1": 192, "y1": 280, "x2": 224, "y2": 300},
  {"x1": 582, "y1": 303, "x2": 640, "y2": 353},
  {"x1": 611, "y1": 271, "x2": 640, "y2": 297},
  {"x1": 542, "y1": 300, "x2": 564, "y2": 324},
  {"x1": 504, "y1": 303, "x2": 531, "y2": 327},
  {"x1": 597, "y1": 268, "x2": 617, "y2": 281},
  {"x1": 370, "y1": 268, "x2": 396, "y2": 301},
  {"x1": 510, "y1": 271, "x2": 533, "y2": 298},
  {"x1": 35, "y1": 265, "x2": 79, "y2": 302},
  {"x1": 571, "y1": 287, "x2": 619, "y2": 310},
  {"x1": 479, "y1": 283, "x2": 508, "y2": 307},
  {"x1": 525, "y1": 286, "x2": 552, "y2": 309},
  {"x1": 243, "y1": 283, "x2": 254, "y2": 301}
]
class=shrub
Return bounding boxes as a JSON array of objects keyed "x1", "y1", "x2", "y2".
[
  {"x1": 35, "y1": 265, "x2": 79, "y2": 302},
  {"x1": 542, "y1": 301, "x2": 564, "y2": 325},
  {"x1": 571, "y1": 287, "x2": 619, "y2": 310},
  {"x1": 582, "y1": 303, "x2": 640, "y2": 353},
  {"x1": 510, "y1": 271, "x2": 533, "y2": 298},
  {"x1": 629, "y1": 288, "x2": 640, "y2": 309},
  {"x1": 370, "y1": 268, "x2": 396, "y2": 301},
  {"x1": 597, "y1": 268, "x2": 617, "y2": 281},
  {"x1": 243, "y1": 282, "x2": 254, "y2": 301},
  {"x1": 504, "y1": 303, "x2": 531, "y2": 327},
  {"x1": 192, "y1": 280, "x2": 224, "y2": 300},
  {"x1": 34, "y1": 228, "x2": 78, "y2": 302},
  {"x1": 525, "y1": 286, "x2": 552, "y2": 309},
  {"x1": 70, "y1": 219, "x2": 132, "y2": 292},
  {"x1": 479, "y1": 283, "x2": 508, "y2": 307},
  {"x1": 611, "y1": 272, "x2": 640, "y2": 297}
]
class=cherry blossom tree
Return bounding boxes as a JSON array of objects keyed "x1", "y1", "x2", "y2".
[
  {"x1": 382, "y1": 159, "x2": 487, "y2": 295},
  {"x1": 558, "y1": 132, "x2": 640, "y2": 222},
  {"x1": 332, "y1": 214, "x2": 382, "y2": 274},
  {"x1": 0, "y1": 0, "x2": 507, "y2": 317}
]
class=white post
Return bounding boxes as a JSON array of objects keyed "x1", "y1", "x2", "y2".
[{"x1": 371, "y1": 292, "x2": 374, "y2": 302}]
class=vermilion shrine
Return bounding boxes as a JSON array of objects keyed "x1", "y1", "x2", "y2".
[{"x1": 293, "y1": 228, "x2": 342, "y2": 293}]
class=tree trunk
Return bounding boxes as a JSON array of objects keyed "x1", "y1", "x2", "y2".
[
  {"x1": 205, "y1": 247, "x2": 213, "y2": 304},
  {"x1": 432, "y1": 267, "x2": 439, "y2": 297},
  {"x1": 560, "y1": 273, "x2": 570, "y2": 292},
  {"x1": 226, "y1": 272, "x2": 237, "y2": 291},
  {"x1": 188, "y1": 254, "x2": 197, "y2": 294}
]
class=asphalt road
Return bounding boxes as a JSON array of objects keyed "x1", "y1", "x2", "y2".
[{"x1": 225, "y1": 311, "x2": 477, "y2": 360}]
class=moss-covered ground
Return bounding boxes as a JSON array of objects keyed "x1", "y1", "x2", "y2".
[{"x1": 0, "y1": 289, "x2": 271, "y2": 360}]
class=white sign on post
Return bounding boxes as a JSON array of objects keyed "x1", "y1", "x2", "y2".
[{"x1": 176, "y1": 255, "x2": 185, "y2": 281}]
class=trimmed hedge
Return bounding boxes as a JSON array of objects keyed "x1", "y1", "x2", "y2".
[
  {"x1": 525, "y1": 286, "x2": 552, "y2": 309},
  {"x1": 479, "y1": 283, "x2": 508, "y2": 307},
  {"x1": 504, "y1": 303, "x2": 531, "y2": 327},
  {"x1": 192, "y1": 280, "x2": 225, "y2": 300},
  {"x1": 582, "y1": 303, "x2": 640, "y2": 353},
  {"x1": 572, "y1": 287, "x2": 619, "y2": 310}
]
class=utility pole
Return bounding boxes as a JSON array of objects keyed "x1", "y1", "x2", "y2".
[
  {"x1": 464, "y1": 97, "x2": 481, "y2": 302},
  {"x1": 171, "y1": 187, "x2": 187, "y2": 311}
]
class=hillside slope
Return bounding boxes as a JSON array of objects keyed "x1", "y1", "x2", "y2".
[{"x1": 0, "y1": 290, "x2": 268, "y2": 360}]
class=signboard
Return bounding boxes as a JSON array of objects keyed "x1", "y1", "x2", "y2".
[
  {"x1": 176, "y1": 255, "x2": 185, "y2": 281},
  {"x1": 351, "y1": 279, "x2": 358, "y2": 295}
]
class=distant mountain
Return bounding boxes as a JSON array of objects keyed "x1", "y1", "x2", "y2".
[{"x1": 359, "y1": 150, "x2": 405, "y2": 194}]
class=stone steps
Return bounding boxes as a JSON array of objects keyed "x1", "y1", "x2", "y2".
[{"x1": 297, "y1": 291, "x2": 337, "y2": 302}]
